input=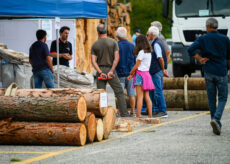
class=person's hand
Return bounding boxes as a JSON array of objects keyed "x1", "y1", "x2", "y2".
[
  {"x1": 51, "y1": 69, "x2": 54, "y2": 74},
  {"x1": 163, "y1": 70, "x2": 169, "y2": 77},
  {"x1": 199, "y1": 57, "x2": 209, "y2": 64},
  {"x1": 127, "y1": 75, "x2": 133, "y2": 80},
  {"x1": 62, "y1": 53, "x2": 69, "y2": 59}
]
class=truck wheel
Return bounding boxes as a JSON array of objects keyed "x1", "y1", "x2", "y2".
[{"x1": 173, "y1": 63, "x2": 184, "y2": 77}]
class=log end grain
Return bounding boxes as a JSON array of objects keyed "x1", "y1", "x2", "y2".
[
  {"x1": 103, "y1": 106, "x2": 116, "y2": 139},
  {"x1": 85, "y1": 113, "x2": 96, "y2": 142},
  {"x1": 95, "y1": 118, "x2": 104, "y2": 142},
  {"x1": 77, "y1": 96, "x2": 87, "y2": 122},
  {"x1": 79, "y1": 123, "x2": 87, "y2": 146}
]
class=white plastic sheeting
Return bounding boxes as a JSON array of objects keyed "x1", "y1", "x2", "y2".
[{"x1": 53, "y1": 65, "x2": 94, "y2": 88}]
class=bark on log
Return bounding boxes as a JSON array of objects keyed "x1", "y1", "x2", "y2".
[
  {"x1": 84, "y1": 112, "x2": 96, "y2": 143},
  {"x1": 0, "y1": 88, "x2": 108, "y2": 116},
  {"x1": 102, "y1": 106, "x2": 116, "y2": 139},
  {"x1": 0, "y1": 95, "x2": 87, "y2": 122},
  {"x1": 0, "y1": 118, "x2": 87, "y2": 146},
  {"x1": 164, "y1": 90, "x2": 208, "y2": 110},
  {"x1": 95, "y1": 118, "x2": 104, "y2": 142},
  {"x1": 163, "y1": 77, "x2": 206, "y2": 90}
]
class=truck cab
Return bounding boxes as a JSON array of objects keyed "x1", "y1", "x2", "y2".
[{"x1": 163, "y1": 0, "x2": 230, "y2": 77}]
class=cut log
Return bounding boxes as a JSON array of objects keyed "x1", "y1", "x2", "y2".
[
  {"x1": 0, "y1": 118, "x2": 87, "y2": 146},
  {"x1": 0, "y1": 88, "x2": 108, "y2": 116},
  {"x1": 0, "y1": 95, "x2": 87, "y2": 122},
  {"x1": 163, "y1": 77, "x2": 206, "y2": 90},
  {"x1": 115, "y1": 117, "x2": 161, "y2": 128},
  {"x1": 102, "y1": 106, "x2": 116, "y2": 139},
  {"x1": 112, "y1": 123, "x2": 132, "y2": 132},
  {"x1": 95, "y1": 118, "x2": 104, "y2": 142},
  {"x1": 84, "y1": 112, "x2": 96, "y2": 142},
  {"x1": 164, "y1": 90, "x2": 208, "y2": 110}
]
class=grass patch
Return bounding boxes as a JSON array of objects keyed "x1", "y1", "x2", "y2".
[
  {"x1": 144, "y1": 130, "x2": 156, "y2": 133},
  {"x1": 10, "y1": 158, "x2": 21, "y2": 162}
]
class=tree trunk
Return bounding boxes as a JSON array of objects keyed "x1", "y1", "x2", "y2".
[
  {"x1": 102, "y1": 106, "x2": 116, "y2": 139},
  {"x1": 95, "y1": 118, "x2": 104, "y2": 142},
  {"x1": 163, "y1": 77, "x2": 206, "y2": 90},
  {"x1": 84, "y1": 112, "x2": 96, "y2": 143},
  {"x1": 0, "y1": 118, "x2": 86, "y2": 146},
  {"x1": 164, "y1": 90, "x2": 209, "y2": 110},
  {"x1": 0, "y1": 88, "x2": 108, "y2": 116},
  {"x1": 0, "y1": 95, "x2": 87, "y2": 122}
]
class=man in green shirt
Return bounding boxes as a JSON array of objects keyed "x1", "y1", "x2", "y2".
[{"x1": 91, "y1": 24, "x2": 129, "y2": 117}]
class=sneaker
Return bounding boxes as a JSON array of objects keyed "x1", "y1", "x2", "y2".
[
  {"x1": 130, "y1": 113, "x2": 136, "y2": 117},
  {"x1": 153, "y1": 111, "x2": 168, "y2": 118},
  {"x1": 210, "y1": 120, "x2": 221, "y2": 135}
]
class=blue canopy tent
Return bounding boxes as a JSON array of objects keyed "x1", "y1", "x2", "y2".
[
  {"x1": 0, "y1": 0, "x2": 107, "y2": 88},
  {"x1": 0, "y1": 0, "x2": 107, "y2": 18}
]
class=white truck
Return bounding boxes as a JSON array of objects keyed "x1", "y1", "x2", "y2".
[{"x1": 163, "y1": 0, "x2": 230, "y2": 77}]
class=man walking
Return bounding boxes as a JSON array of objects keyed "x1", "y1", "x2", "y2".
[
  {"x1": 91, "y1": 24, "x2": 129, "y2": 117},
  {"x1": 29, "y1": 29, "x2": 54, "y2": 88},
  {"x1": 148, "y1": 26, "x2": 168, "y2": 118},
  {"x1": 50, "y1": 26, "x2": 72, "y2": 67},
  {"x1": 116, "y1": 27, "x2": 136, "y2": 116},
  {"x1": 188, "y1": 18, "x2": 230, "y2": 135}
]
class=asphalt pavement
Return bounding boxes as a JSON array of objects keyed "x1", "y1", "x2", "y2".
[{"x1": 0, "y1": 64, "x2": 230, "y2": 164}]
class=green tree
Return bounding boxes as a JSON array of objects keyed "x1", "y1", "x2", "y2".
[{"x1": 122, "y1": 0, "x2": 172, "y2": 38}]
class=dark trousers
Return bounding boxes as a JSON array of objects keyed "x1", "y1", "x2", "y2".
[{"x1": 97, "y1": 66, "x2": 129, "y2": 116}]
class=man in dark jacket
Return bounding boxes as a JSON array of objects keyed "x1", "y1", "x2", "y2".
[
  {"x1": 148, "y1": 26, "x2": 169, "y2": 118},
  {"x1": 116, "y1": 27, "x2": 136, "y2": 116},
  {"x1": 188, "y1": 18, "x2": 230, "y2": 135},
  {"x1": 29, "y1": 29, "x2": 54, "y2": 88}
]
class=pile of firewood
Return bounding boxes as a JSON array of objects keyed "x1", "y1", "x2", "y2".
[
  {"x1": 106, "y1": 0, "x2": 132, "y2": 41},
  {"x1": 0, "y1": 88, "x2": 115, "y2": 146},
  {"x1": 75, "y1": 1, "x2": 133, "y2": 74}
]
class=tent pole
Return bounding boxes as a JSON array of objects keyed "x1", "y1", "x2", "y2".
[{"x1": 56, "y1": 29, "x2": 60, "y2": 88}]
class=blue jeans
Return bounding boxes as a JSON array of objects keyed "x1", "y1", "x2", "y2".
[
  {"x1": 34, "y1": 69, "x2": 54, "y2": 89},
  {"x1": 150, "y1": 70, "x2": 167, "y2": 112},
  {"x1": 204, "y1": 72, "x2": 228, "y2": 127},
  {"x1": 119, "y1": 77, "x2": 136, "y2": 97}
]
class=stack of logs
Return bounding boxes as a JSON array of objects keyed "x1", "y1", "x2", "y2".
[
  {"x1": 122, "y1": 77, "x2": 209, "y2": 111},
  {"x1": 0, "y1": 88, "x2": 115, "y2": 146},
  {"x1": 76, "y1": 0, "x2": 132, "y2": 74},
  {"x1": 163, "y1": 77, "x2": 208, "y2": 111}
]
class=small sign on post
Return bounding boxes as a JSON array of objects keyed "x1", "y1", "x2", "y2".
[{"x1": 55, "y1": 17, "x2": 60, "y2": 88}]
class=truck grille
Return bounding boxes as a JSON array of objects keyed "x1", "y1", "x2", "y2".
[{"x1": 183, "y1": 29, "x2": 228, "y2": 42}]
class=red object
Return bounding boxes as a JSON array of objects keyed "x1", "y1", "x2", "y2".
[
  {"x1": 98, "y1": 74, "x2": 107, "y2": 80},
  {"x1": 107, "y1": 74, "x2": 115, "y2": 80}
]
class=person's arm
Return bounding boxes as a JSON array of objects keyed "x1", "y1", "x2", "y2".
[
  {"x1": 155, "y1": 43, "x2": 168, "y2": 77},
  {"x1": 46, "y1": 56, "x2": 54, "y2": 73},
  {"x1": 166, "y1": 50, "x2": 171, "y2": 64},
  {"x1": 62, "y1": 43, "x2": 73, "y2": 60},
  {"x1": 91, "y1": 55, "x2": 102, "y2": 74},
  {"x1": 108, "y1": 50, "x2": 119, "y2": 75},
  {"x1": 127, "y1": 60, "x2": 141, "y2": 80}
]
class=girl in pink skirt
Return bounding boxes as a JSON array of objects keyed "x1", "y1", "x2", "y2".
[{"x1": 127, "y1": 35, "x2": 154, "y2": 118}]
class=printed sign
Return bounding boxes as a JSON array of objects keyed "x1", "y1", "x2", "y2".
[{"x1": 100, "y1": 92, "x2": 108, "y2": 108}]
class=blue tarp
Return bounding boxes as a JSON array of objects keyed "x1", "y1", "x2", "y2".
[{"x1": 0, "y1": 0, "x2": 107, "y2": 18}]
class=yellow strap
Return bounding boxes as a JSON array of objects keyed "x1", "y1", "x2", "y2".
[
  {"x1": 184, "y1": 75, "x2": 189, "y2": 110},
  {"x1": 4, "y1": 83, "x2": 18, "y2": 96}
]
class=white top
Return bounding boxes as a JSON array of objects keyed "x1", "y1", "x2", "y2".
[
  {"x1": 136, "y1": 50, "x2": 152, "y2": 71},
  {"x1": 154, "y1": 43, "x2": 162, "y2": 58}
]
